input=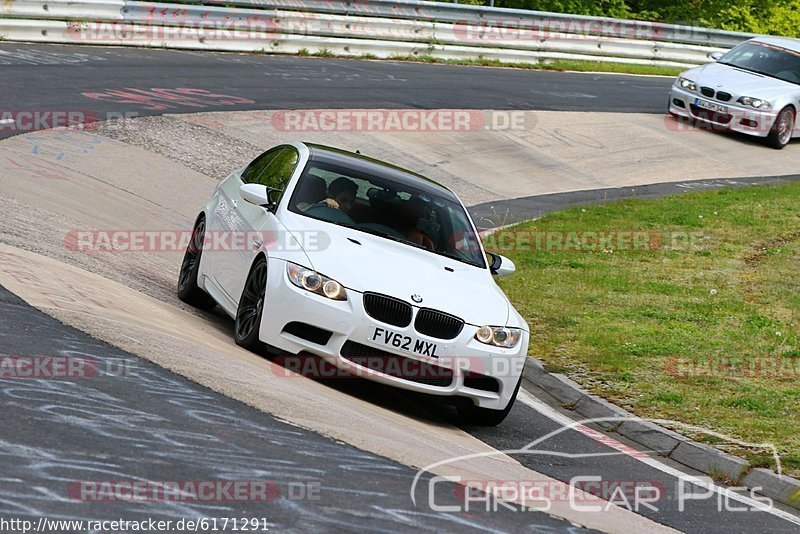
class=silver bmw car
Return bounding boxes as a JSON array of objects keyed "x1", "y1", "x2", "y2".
[{"x1": 669, "y1": 36, "x2": 800, "y2": 149}]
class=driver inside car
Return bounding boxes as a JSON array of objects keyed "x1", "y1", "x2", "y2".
[{"x1": 318, "y1": 177, "x2": 358, "y2": 215}]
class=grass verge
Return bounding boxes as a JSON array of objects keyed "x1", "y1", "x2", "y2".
[
  {"x1": 489, "y1": 183, "x2": 800, "y2": 476},
  {"x1": 286, "y1": 48, "x2": 684, "y2": 76},
  {"x1": 388, "y1": 54, "x2": 685, "y2": 76}
]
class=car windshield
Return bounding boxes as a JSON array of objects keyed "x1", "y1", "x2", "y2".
[
  {"x1": 717, "y1": 41, "x2": 800, "y2": 85},
  {"x1": 287, "y1": 161, "x2": 486, "y2": 269}
]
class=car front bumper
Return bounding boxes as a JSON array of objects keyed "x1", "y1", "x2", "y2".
[
  {"x1": 669, "y1": 85, "x2": 778, "y2": 138},
  {"x1": 258, "y1": 257, "x2": 527, "y2": 410}
]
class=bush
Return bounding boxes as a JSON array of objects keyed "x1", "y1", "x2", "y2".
[{"x1": 483, "y1": 0, "x2": 800, "y2": 37}]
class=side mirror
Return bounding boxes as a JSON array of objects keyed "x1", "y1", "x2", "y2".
[
  {"x1": 487, "y1": 252, "x2": 516, "y2": 277},
  {"x1": 240, "y1": 183, "x2": 279, "y2": 211},
  {"x1": 709, "y1": 51, "x2": 723, "y2": 61}
]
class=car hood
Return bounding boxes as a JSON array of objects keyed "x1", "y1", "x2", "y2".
[
  {"x1": 280, "y1": 213, "x2": 519, "y2": 328},
  {"x1": 684, "y1": 63, "x2": 799, "y2": 99}
]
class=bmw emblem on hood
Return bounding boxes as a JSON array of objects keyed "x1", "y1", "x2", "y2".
[{"x1": 411, "y1": 294, "x2": 423, "y2": 303}]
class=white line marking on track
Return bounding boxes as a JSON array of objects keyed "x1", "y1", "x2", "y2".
[
  {"x1": 0, "y1": 119, "x2": 15, "y2": 124},
  {"x1": 517, "y1": 389, "x2": 800, "y2": 526}
]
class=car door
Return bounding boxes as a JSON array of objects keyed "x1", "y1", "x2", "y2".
[
  {"x1": 205, "y1": 146, "x2": 282, "y2": 305},
  {"x1": 221, "y1": 146, "x2": 300, "y2": 304}
]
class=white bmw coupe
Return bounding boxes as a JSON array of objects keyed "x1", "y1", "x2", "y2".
[{"x1": 178, "y1": 142, "x2": 528, "y2": 425}]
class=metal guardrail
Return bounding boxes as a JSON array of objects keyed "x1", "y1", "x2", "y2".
[
  {"x1": 159, "y1": 0, "x2": 759, "y2": 47},
  {"x1": 0, "y1": 0, "x2": 755, "y2": 67}
]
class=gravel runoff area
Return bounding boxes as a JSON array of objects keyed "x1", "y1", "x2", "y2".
[
  {"x1": 92, "y1": 115, "x2": 264, "y2": 181},
  {"x1": 92, "y1": 113, "x2": 501, "y2": 205}
]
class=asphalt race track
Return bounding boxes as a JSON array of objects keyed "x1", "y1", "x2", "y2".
[
  {"x1": 0, "y1": 42, "x2": 672, "y2": 143},
  {"x1": 2, "y1": 41, "x2": 800, "y2": 533},
  {"x1": 0, "y1": 284, "x2": 587, "y2": 532}
]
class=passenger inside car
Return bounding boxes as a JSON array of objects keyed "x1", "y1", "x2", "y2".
[{"x1": 397, "y1": 196, "x2": 435, "y2": 250}]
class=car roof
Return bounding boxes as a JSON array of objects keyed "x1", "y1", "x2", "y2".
[
  {"x1": 749, "y1": 36, "x2": 800, "y2": 54},
  {"x1": 303, "y1": 143, "x2": 460, "y2": 202}
]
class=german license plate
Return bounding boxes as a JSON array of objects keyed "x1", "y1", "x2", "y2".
[{"x1": 694, "y1": 98, "x2": 728, "y2": 114}]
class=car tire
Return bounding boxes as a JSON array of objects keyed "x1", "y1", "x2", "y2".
[
  {"x1": 234, "y1": 256, "x2": 269, "y2": 352},
  {"x1": 177, "y1": 217, "x2": 216, "y2": 310},
  {"x1": 766, "y1": 106, "x2": 795, "y2": 149},
  {"x1": 458, "y1": 374, "x2": 522, "y2": 427}
]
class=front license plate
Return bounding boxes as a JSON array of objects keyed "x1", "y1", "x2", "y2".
[
  {"x1": 694, "y1": 98, "x2": 728, "y2": 114},
  {"x1": 370, "y1": 326, "x2": 437, "y2": 357}
]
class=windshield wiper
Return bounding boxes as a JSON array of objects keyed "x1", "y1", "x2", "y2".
[
  {"x1": 353, "y1": 225, "x2": 429, "y2": 251},
  {"x1": 719, "y1": 62, "x2": 794, "y2": 83},
  {"x1": 354, "y1": 225, "x2": 486, "y2": 267},
  {"x1": 324, "y1": 220, "x2": 485, "y2": 268},
  {"x1": 719, "y1": 62, "x2": 764, "y2": 75}
]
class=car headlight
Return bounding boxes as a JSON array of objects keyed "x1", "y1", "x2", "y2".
[
  {"x1": 677, "y1": 77, "x2": 697, "y2": 92},
  {"x1": 475, "y1": 326, "x2": 522, "y2": 348},
  {"x1": 286, "y1": 262, "x2": 347, "y2": 301},
  {"x1": 737, "y1": 96, "x2": 771, "y2": 110}
]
